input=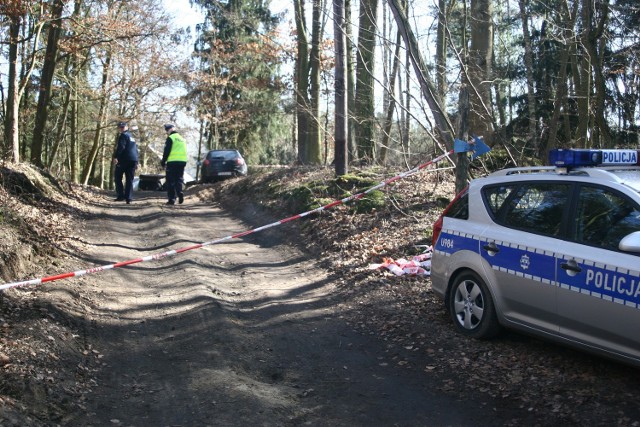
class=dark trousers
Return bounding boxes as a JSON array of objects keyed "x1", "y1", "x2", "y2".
[
  {"x1": 165, "y1": 162, "x2": 186, "y2": 202},
  {"x1": 115, "y1": 161, "x2": 137, "y2": 201}
]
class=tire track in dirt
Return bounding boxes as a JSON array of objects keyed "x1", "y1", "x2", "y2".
[{"x1": 62, "y1": 189, "x2": 516, "y2": 426}]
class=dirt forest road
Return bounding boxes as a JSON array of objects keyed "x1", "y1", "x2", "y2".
[{"x1": 39, "y1": 188, "x2": 515, "y2": 427}]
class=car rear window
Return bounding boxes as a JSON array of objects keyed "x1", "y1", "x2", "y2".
[
  {"x1": 207, "y1": 151, "x2": 238, "y2": 160},
  {"x1": 443, "y1": 190, "x2": 469, "y2": 220}
]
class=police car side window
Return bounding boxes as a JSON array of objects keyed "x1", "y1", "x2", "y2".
[
  {"x1": 497, "y1": 183, "x2": 570, "y2": 237},
  {"x1": 575, "y1": 185, "x2": 640, "y2": 252}
]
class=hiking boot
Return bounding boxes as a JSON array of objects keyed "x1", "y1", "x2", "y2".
[{"x1": 178, "y1": 193, "x2": 184, "y2": 204}]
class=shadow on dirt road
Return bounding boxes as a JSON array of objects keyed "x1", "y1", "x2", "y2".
[{"x1": 52, "y1": 190, "x2": 520, "y2": 426}]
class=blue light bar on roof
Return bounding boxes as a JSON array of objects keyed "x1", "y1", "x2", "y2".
[
  {"x1": 549, "y1": 149, "x2": 640, "y2": 168},
  {"x1": 549, "y1": 149, "x2": 602, "y2": 167}
]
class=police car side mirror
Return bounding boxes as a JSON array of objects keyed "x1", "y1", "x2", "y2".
[{"x1": 619, "y1": 231, "x2": 640, "y2": 253}]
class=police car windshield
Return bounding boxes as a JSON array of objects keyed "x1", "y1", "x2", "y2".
[{"x1": 610, "y1": 170, "x2": 640, "y2": 193}]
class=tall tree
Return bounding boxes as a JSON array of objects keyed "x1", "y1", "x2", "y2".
[
  {"x1": 68, "y1": 0, "x2": 88, "y2": 183},
  {"x1": 333, "y1": 0, "x2": 347, "y2": 175},
  {"x1": 544, "y1": 0, "x2": 578, "y2": 157},
  {"x1": 293, "y1": 0, "x2": 311, "y2": 163},
  {"x1": 518, "y1": 0, "x2": 538, "y2": 150},
  {"x1": 354, "y1": 0, "x2": 379, "y2": 162},
  {"x1": 1, "y1": 2, "x2": 46, "y2": 163},
  {"x1": 292, "y1": 0, "x2": 324, "y2": 164},
  {"x1": 80, "y1": 49, "x2": 111, "y2": 185},
  {"x1": 467, "y1": 0, "x2": 494, "y2": 145},
  {"x1": 307, "y1": 0, "x2": 323, "y2": 164},
  {"x1": 3, "y1": 5, "x2": 23, "y2": 162},
  {"x1": 435, "y1": 0, "x2": 447, "y2": 109},
  {"x1": 192, "y1": 0, "x2": 284, "y2": 161},
  {"x1": 581, "y1": 0, "x2": 612, "y2": 147},
  {"x1": 387, "y1": 0, "x2": 455, "y2": 151},
  {"x1": 31, "y1": 0, "x2": 65, "y2": 167},
  {"x1": 378, "y1": 30, "x2": 401, "y2": 164},
  {"x1": 343, "y1": 0, "x2": 357, "y2": 162}
]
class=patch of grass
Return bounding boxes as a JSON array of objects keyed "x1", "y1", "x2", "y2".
[
  {"x1": 279, "y1": 173, "x2": 386, "y2": 213},
  {"x1": 283, "y1": 185, "x2": 316, "y2": 211},
  {"x1": 332, "y1": 174, "x2": 379, "y2": 195},
  {"x1": 351, "y1": 190, "x2": 386, "y2": 213}
]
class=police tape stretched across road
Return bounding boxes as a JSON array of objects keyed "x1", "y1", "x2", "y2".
[{"x1": 0, "y1": 145, "x2": 485, "y2": 292}]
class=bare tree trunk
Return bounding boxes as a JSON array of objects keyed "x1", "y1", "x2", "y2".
[
  {"x1": 68, "y1": 0, "x2": 83, "y2": 183},
  {"x1": 294, "y1": 0, "x2": 311, "y2": 163},
  {"x1": 5, "y1": 5, "x2": 45, "y2": 162},
  {"x1": 545, "y1": 1, "x2": 577, "y2": 157},
  {"x1": 307, "y1": 0, "x2": 323, "y2": 164},
  {"x1": 396, "y1": 0, "x2": 411, "y2": 162},
  {"x1": 48, "y1": 86, "x2": 70, "y2": 169},
  {"x1": 31, "y1": 0, "x2": 65, "y2": 167},
  {"x1": 387, "y1": 0, "x2": 455, "y2": 151},
  {"x1": 582, "y1": 0, "x2": 611, "y2": 147},
  {"x1": 518, "y1": 0, "x2": 538, "y2": 149},
  {"x1": 457, "y1": 85, "x2": 470, "y2": 193},
  {"x1": 81, "y1": 51, "x2": 112, "y2": 185},
  {"x1": 70, "y1": 72, "x2": 79, "y2": 183},
  {"x1": 538, "y1": 36, "x2": 571, "y2": 152},
  {"x1": 574, "y1": 26, "x2": 590, "y2": 146},
  {"x1": 345, "y1": 0, "x2": 357, "y2": 163},
  {"x1": 196, "y1": 120, "x2": 205, "y2": 181},
  {"x1": 456, "y1": 0, "x2": 470, "y2": 193},
  {"x1": 467, "y1": 0, "x2": 494, "y2": 145},
  {"x1": 99, "y1": 137, "x2": 106, "y2": 189},
  {"x1": 436, "y1": 0, "x2": 447, "y2": 108},
  {"x1": 398, "y1": 70, "x2": 406, "y2": 159},
  {"x1": 354, "y1": 0, "x2": 379, "y2": 162},
  {"x1": 4, "y1": 14, "x2": 21, "y2": 162},
  {"x1": 379, "y1": 31, "x2": 402, "y2": 165},
  {"x1": 334, "y1": 0, "x2": 348, "y2": 176}
]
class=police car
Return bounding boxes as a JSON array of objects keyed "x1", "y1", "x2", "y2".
[{"x1": 431, "y1": 149, "x2": 640, "y2": 367}]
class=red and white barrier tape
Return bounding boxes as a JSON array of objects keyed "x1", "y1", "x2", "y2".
[
  {"x1": 0, "y1": 150, "x2": 454, "y2": 291},
  {"x1": 368, "y1": 251, "x2": 432, "y2": 276}
]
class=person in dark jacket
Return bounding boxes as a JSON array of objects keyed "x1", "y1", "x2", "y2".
[
  {"x1": 112, "y1": 121, "x2": 139, "y2": 204},
  {"x1": 160, "y1": 123, "x2": 188, "y2": 205}
]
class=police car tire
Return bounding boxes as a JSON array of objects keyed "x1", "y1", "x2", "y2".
[{"x1": 448, "y1": 271, "x2": 500, "y2": 340}]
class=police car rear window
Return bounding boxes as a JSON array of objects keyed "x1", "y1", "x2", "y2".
[{"x1": 443, "y1": 190, "x2": 469, "y2": 220}]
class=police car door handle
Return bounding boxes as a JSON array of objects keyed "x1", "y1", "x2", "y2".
[
  {"x1": 482, "y1": 242, "x2": 499, "y2": 255},
  {"x1": 560, "y1": 259, "x2": 582, "y2": 274}
]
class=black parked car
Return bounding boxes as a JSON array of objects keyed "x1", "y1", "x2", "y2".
[
  {"x1": 200, "y1": 149, "x2": 248, "y2": 183},
  {"x1": 137, "y1": 174, "x2": 165, "y2": 191}
]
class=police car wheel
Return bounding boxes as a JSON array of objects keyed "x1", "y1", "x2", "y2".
[{"x1": 448, "y1": 271, "x2": 500, "y2": 339}]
